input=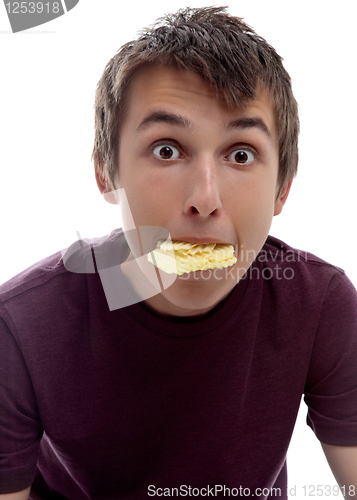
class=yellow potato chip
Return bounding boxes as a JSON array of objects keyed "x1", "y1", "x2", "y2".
[{"x1": 148, "y1": 240, "x2": 237, "y2": 275}]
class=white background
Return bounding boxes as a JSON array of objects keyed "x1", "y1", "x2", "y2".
[{"x1": 0, "y1": 1, "x2": 356, "y2": 498}]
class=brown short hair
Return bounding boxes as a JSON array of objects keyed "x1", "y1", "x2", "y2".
[{"x1": 92, "y1": 6, "x2": 299, "y2": 191}]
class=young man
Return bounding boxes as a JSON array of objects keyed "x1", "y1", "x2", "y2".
[{"x1": 0, "y1": 6, "x2": 356, "y2": 499}]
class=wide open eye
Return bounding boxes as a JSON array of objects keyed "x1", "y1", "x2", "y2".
[
  {"x1": 152, "y1": 144, "x2": 180, "y2": 160},
  {"x1": 227, "y1": 149, "x2": 255, "y2": 164}
]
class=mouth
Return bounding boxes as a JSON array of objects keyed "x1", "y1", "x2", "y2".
[
  {"x1": 168, "y1": 236, "x2": 234, "y2": 246},
  {"x1": 148, "y1": 238, "x2": 237, "y2": 276}
]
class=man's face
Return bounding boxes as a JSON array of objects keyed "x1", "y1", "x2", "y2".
[{"x1": 111, "y1": 65, "x2": 290, "y2": 317}]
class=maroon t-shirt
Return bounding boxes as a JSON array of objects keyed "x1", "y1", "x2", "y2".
[{"x1": 0, "y1": 230, "x2": 356, "y2": 499}]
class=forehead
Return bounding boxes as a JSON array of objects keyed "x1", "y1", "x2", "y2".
[{"x1": 123, "y1": 64, "x2": 277, "y2": 143}]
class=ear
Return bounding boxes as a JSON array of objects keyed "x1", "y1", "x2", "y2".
[
  {"x1": 274, "y1": 178, "x2": 293, "y2": 216},
  {"x1": 94, "y1": 156, "x2": 118, "y2": 205}
]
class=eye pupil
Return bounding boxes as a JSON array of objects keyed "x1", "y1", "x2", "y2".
[
  {"x1": 235, "y1": 151, "x2": 248, "y2": 163},
  {"x1": 160, "y1": 146, "x2": 173, "y2": 159}
]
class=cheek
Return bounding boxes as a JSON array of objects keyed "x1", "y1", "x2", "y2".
[
  {"x1": 230, "y1": 178, "x2": 277, "y2": 253},
  {"x1": 127, "y1": 169, "x2": 182, "y2": 219},
  {"x1": 121, "y1": 179, "x2": 175, "y2": 228}
]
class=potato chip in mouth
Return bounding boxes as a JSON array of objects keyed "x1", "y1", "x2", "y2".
[{"x1": 147, "y1": 240, "x2": 237, "y2": 275}]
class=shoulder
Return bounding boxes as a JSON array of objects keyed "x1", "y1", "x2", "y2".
[
  {"x1": 261, "y1": 235, "x2": 349, "y2": 292},
  {"x1": 0, "y1": 249, "x2": 66, "y2": 304},
  {"x1": 0, "y1": 228, "x2": 128, "y2": 320},
  {"x1": 263, "y1": 235, "x2": 345, "y2": 272},
  {"x1": 253, "y1": 235, "x2": 357, "y2": 322}
]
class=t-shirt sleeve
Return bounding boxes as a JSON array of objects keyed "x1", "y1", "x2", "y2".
[
  {"x1": 304, "y1": 272, "x2": 357, "y2": 445},
  {"x1": 0, "y1": 308, "x2": 43, "y2": 493}
]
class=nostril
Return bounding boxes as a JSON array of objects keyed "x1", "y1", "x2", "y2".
[{"x1": 190, "y1": 206, "x2": 219, "y2": 216}]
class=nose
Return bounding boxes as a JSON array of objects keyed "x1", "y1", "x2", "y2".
[{"x1": 183, "y1": 155, "x2": 222, "y2": 218}]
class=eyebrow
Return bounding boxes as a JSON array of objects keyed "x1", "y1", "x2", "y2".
[
  {"x1": 226, "y1": 117, "x2": 272, "y2": 142},
  {"x1": 136, "y1": 111, "x2": 194, "y2": 133},
  {"x1": 136, "y1": 110, "x2": 272, "y2": 142}
]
